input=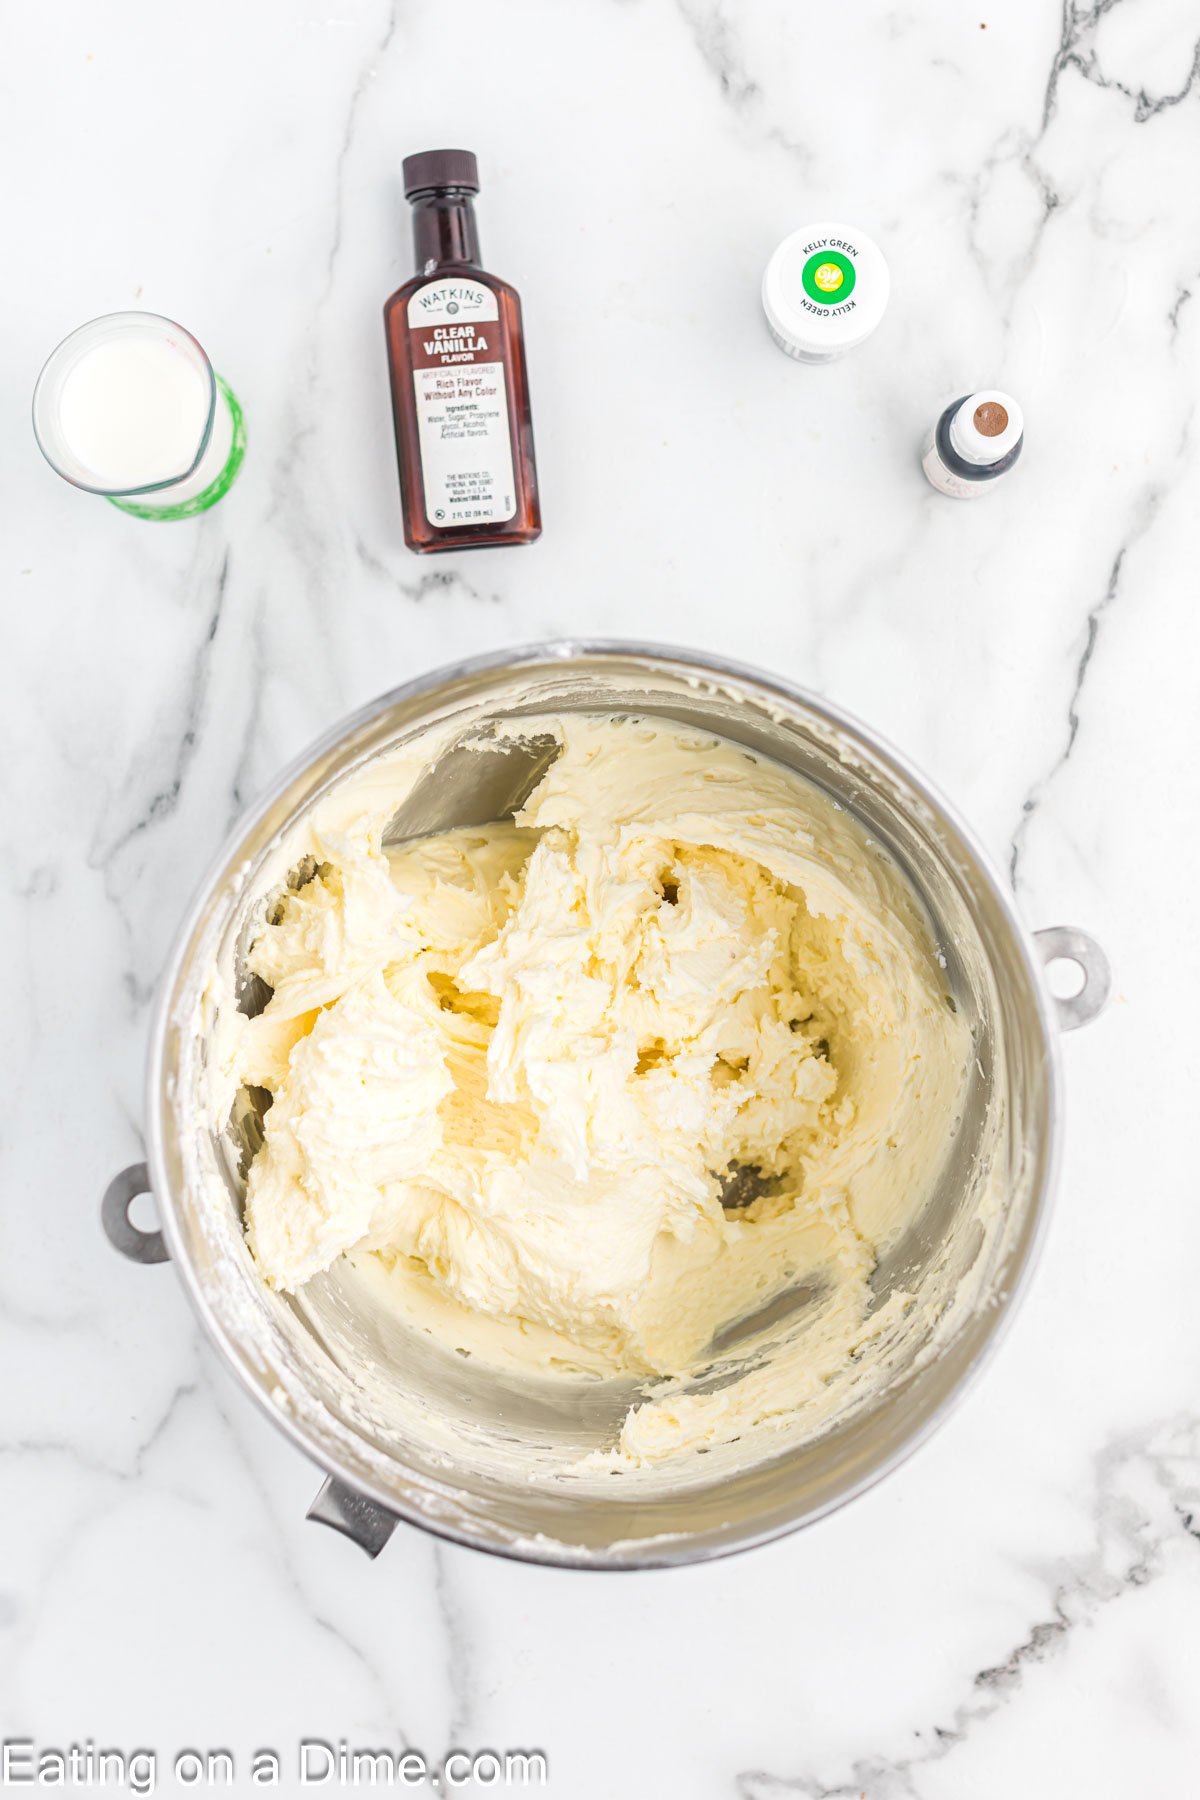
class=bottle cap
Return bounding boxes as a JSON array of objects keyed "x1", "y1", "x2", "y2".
[
  {"x1": 762, "y1": 222, "x2": 890, "y2": 363},
  {"x1": 949, "y1": 391, "x2": 1024, "y2": 465},
  {"x1": 403, "y1": 149, "x2": 479, "y2": 198}
]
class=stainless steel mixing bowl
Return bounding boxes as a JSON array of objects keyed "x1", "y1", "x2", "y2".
[{"x1": 101, "y1": 643, "x2": 1109, "y2": 1567}]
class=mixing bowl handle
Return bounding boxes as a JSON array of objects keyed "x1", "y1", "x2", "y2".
[
  {"x1": 306, "y1": 1475, "x2": 399, "y2": 1557},
  {"x1": 1033, "y1": 927, "x2": 1111, "y2": 1031},
  {"x1": 101, "y1": 1163, "x2": 170, "y2": 1264}
]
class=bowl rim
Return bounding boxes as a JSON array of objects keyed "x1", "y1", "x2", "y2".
[{"x1": 143, "y1": 638, "x2": 1063, "y2": 1569}]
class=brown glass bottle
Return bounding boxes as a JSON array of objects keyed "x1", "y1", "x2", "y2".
[{"x1": 384, "y1": 149, "x2": 541, "y2": 553}]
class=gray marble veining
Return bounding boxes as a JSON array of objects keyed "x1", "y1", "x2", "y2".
[{"x1": 3, "y1": 0, "x2": 1198, "y2": 1793}]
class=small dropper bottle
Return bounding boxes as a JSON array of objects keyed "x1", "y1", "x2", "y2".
[{"x1": 921, "y1": 391, "x2": 1024, "y2": 498}]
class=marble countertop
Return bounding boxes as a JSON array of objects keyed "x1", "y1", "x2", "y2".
[{"x1": 4, "y1": 0, "x2": 1199, "y2": 1793}]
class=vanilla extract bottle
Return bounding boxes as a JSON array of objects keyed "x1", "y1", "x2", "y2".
[{"x1": 384, "y1": 149, "x2": 541, "y2": 552}]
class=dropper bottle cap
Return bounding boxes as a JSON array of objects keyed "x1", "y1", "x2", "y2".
[{"x1": 949, "y1": 392, "x2": 1023, "y2": 466}]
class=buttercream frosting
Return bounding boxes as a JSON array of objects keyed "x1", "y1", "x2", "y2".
[{"x1": 225, "y1": 714, "x2": 970, "y2": 1464}]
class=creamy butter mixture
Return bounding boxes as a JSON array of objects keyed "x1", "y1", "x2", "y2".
[{"x1": 226, "y1": 715, "x2": 969, "y2": 1462}]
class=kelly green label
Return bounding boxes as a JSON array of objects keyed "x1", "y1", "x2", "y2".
[{"x1": 802, "y1": 251, "x2": 857, "y2": 305}]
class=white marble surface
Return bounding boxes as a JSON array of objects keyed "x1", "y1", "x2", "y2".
[{"x1": 4, "y1": 0, "x2": 1200, "y2": 1793}]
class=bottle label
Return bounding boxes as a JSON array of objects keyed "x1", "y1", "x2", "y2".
[
  {"x1": 406, "y1": 279, "x2": 516, "y2": 526},
  {"x1": 921, "y1": 430, "x2": 989, "y2": 499}
]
